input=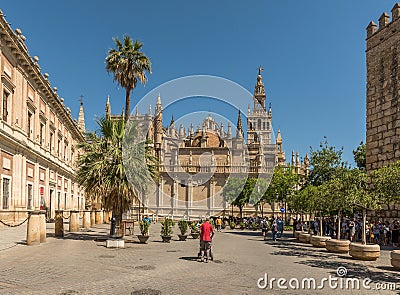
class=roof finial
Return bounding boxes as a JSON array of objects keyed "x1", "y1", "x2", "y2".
[{"x1": 258, "y1": 65, "x2": 264, "y2": 75}]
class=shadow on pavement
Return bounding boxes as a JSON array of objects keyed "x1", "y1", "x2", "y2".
[{"x1": 179, "y1": 256, "x2": 199, "y2": 262}]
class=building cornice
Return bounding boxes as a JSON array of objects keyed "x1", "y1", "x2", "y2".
[{"x1": 0, "y1": 10, "x2": 84, "y2": 143}]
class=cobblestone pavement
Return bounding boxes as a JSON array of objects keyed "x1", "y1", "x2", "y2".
[{"x1": 0, "y1": 223, "x2": 399, "y2": 295}]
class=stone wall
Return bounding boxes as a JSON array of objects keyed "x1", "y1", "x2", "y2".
[{"x1": 366, "y1": 4, "x2": 400, "y2": 172}]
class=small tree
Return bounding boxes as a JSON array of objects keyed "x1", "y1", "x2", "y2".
[{"x1": 352, "y1": 141, "x2": 366, "y2": 170}]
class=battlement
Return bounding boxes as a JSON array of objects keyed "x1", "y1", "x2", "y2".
[
  {"x1": 366, "y1": 3, "x2": 400, "y2": 51},
  {"x1": 367, "y1": 3, "x2": 400, "y2": 39}
]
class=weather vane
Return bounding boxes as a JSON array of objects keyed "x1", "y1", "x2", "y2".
[
  {"x1": 78, "y1": 95, "x2": 84, "y2": 106},
  {"x1": 258, "y1": 65, "x2": 264, "y2": 75}
]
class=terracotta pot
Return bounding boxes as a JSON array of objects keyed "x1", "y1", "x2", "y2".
[
  {"x1": 349, "y1": 243, "x2": 380, "y2": 261},
  {"x1": 298, "y1": 232, "x2": 311, "y2": 243},
  {"x1": 325, "y1": 239, "x2": 350, "y2": 253},
  {"x1": 191, "y1": 232, "x2": 200, "y2": 239},
  {"x1": 391, "y1": 250, "x2": 400, "y2": 270},
  {"x1": 310, "y1": 235, "x2": 331, "y2": 248}
]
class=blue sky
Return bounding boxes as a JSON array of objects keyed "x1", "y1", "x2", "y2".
[{"x1": 2, "y1": 0, "x2": 397, "y2": 165}]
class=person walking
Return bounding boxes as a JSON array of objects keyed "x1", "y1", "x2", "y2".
[
  {"x1": 271, "y1": 220, "x2": 278, "y2": 242},
  {"x1": 216, "y1": 217, "x2": 222, "y2": 232},
  {"x1": 199, "y1": 217, "x2": 214, "y2": 263}
]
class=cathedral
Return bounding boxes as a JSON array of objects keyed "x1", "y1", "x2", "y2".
[{"x1": 107, "y1": 70, "x2": 309, "y2": 219}]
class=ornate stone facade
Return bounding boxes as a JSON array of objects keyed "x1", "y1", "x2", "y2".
[
  {"x1": 366, "y1": 3, "x2": 400, "y2": 172},
  {"x1": 108, "y1": 72, "x2": 309, "y2": 218},
  {"x1": 0, "y1": 11, "x2": 85, "y2": 225}
]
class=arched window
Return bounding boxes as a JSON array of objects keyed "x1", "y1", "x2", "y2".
[
  {"x1": 257, "y1": 119, "x2": 261, "y2": 130},
  {"x1": 267, "y1": 122, "x2": 270, "y2": 130}
]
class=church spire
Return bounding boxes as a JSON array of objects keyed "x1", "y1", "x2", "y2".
[
  {"x1": 236, "y1": 109, "x2": 243, "y2": 138},
  {"x1": 254, "y1": 67, "x2": 266, "y2": 111},
  {"x1": 78, "y1": 99, "x2": 85, "y2": 133}
]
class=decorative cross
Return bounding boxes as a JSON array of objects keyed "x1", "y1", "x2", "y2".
[
  {"x1": 258, "y1": 66, "x2": 264, "y2": 75},
  {"x1": 78, "y1": 95, "x2": 84, "y2": 106}
]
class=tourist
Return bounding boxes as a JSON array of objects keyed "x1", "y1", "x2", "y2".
[
  {"x1": 199, "y1": 217, "x2": 214, "y2": 263},
  {"x1": 261, "y1": 218, "x2": 269, "y2": 240},
  {"x1": 392, "y1": 220, "x2": 399, "y2": 247},
  {"x1": 216, "y1": 217, "x2": 222, "y2": 232},
  {"x1": 271, "y1": 220, "x2": 278, "y2": 242},
  {"x1": 277, "y1": 217, "x2": 284, "y2": 238}
]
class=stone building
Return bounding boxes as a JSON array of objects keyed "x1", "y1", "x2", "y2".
[
  {"x1": 108, "y1": 71, "x2": 309, "y2": 219},
  {"x1": 0, "y1": 10, "x2": 85, "y2": 225},
  {"x1": 366, "y1": 3, "x2": 400, "y2": 172}
]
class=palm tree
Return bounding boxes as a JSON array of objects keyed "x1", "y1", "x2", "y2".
[
  {"x1": 76, "y1": 117, "x2": 157, "y2": 236},
  {"x1": 105, "y1": 35, "x2": 151, "y2": 122}
]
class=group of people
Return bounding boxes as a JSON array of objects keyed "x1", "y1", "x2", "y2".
[{"x1": 295, "y1": 217, "x2": 400, "y2": 247}]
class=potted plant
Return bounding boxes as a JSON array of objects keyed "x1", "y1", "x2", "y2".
[
  {"x1": 138, "y1": 220, "x2": 150, "y2": 244},
  {"x1": 239, "y1": 221, "x2": 245, "y2": 229},
  {"x1": 190, "y1": 221, "x2": 200, "y2": 239},
  {"x1": 178, "y1": 219, "x2": 188, "y2": 241},
  {"x1": 229, "y1": 221, "x2": 236, "y2": 229},
  {"x1": 160, "y1": 218, "x2": 174, "y2": 243}
]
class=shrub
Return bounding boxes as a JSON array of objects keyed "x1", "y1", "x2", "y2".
[
  {"x1": 239, "y1": 221, "x2": 245, "y2": 228},
  {"x1": 178, "y1": 219, "x2": 188, "y2": 235},
  {"x1": 229, "y1": 221, "x2": 236, "y2": 229},
  {"x1": 189, "y1": 221, "x2": 199, "y2": 233},
  {"x1": 139, "y1": 220, "x2": 150, "y2": 236},
  {"x1": 161, "y1": 218, "x2": 175, "y2": 236},
  {"x1": 284, "y1": 225, "x2": 293, "y2": 231}
]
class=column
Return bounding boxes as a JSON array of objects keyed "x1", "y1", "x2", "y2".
[
  {"x1": 95, "y1": 210, "x2": 103, "y2": 224},
  {"x1": 83, "y1": 210, "x2": 91, "y2": 229},
  {"x1": 54, "y1": 209, "x2": 64, "y2": 237},
  {"x1": 26, "y1": 211, "x2": 40, "y2": 245},
  {"x1": 90, "y1": 210, "x2": 96, "y2": 226},
  {"x1": 69, "y1": 210, "x2": 79, "y2": 232},
  {"x1": 39, "y1": 210, "x2": 46, "y2": 243}
]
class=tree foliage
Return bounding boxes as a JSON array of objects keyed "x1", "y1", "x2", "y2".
[
  {"x1": 76, "y1": 117, "x2": 157, "y2": 235},
  {"x1": 352, "y1": 141, "x2": 366, "y2": 170},
  {"x1": 308, "y1": 137, "x2": 347, "y2": 186},
  {"x1": 370, "y1": 160, "x2": 400, "y2": 205},
  {"x1": 106, "y1": 35, "x2": 151, "y2": 121}
]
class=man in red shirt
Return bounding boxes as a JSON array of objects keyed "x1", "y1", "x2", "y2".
[{"x1": 199, "y1": 217, "x2": 214, "y2": 263}]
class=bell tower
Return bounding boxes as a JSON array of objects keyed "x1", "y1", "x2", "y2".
[{"x1": 247, "y1": 67, "x2": 272, "y2": 146}]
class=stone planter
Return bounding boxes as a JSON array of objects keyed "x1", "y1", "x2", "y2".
[
  {"x1": 161, "y1": 235, "x2": 172, "y2": 243},
  {"x1": 325, "y1": 239, "x2": 350, "y2": 253},
  {"x1": 178, "y1": 234, "x2": 188, "y2": 241},
  {"x1": 298, "y1": 232, "x2": 311, "y2": 243},
  {"x1": 294, "y1": 231, "x2": 302, "y2": 240},
  {"x1": 310, "y1": 235, "x2": 331, "y2": 248},
  {"x1": 137, "y1": 235, "x2": 149, "y2": 244},
  {"x1": 191, "y1": 232, "x2": 200, "y2": 239},
  {"x1": 349, "y1": 243, "x2": 380, "y2": 261},
  {"x1": 390, "y1": 250, "x2": 400, "y2": 270}
]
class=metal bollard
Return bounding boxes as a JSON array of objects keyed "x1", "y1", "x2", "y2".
[{"x1": 110, "y1": 217, "x2": 117, "y2": 237}]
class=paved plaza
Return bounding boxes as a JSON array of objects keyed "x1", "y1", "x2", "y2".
[{"x1": 0, "y1": 222, "x2": 399, "y2": 295}]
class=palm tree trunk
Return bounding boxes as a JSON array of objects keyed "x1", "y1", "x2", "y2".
[{"x1": 125, "y1": 88, "x2": 131, "y2": 122}]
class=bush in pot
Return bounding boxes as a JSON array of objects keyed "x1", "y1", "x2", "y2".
[
  {"x1": 229, "y1": 221, "x2": 236, "y2": 229},
  {"x1": 190, "y1": 221, "x2": 200, "y2": 239},
  {"x1": 160, "y1": 218, "x2": 175, "y2": 243},
  {"x1": 137, "y1": 220, "x2": 150, "y2": 244},
  {"x1": 178, "y1": 219, "x2": 189, "y2": 241}
]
